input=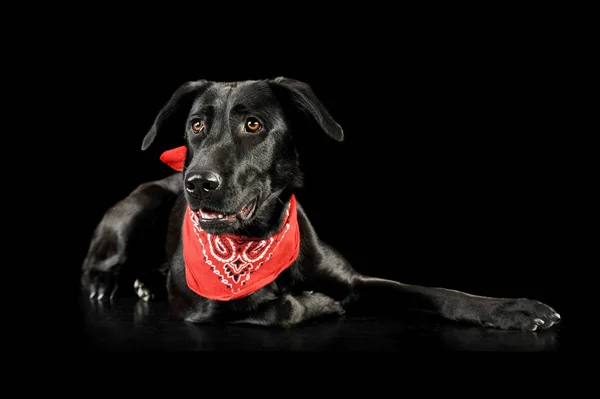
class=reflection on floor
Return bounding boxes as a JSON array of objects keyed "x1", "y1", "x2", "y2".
[{"x1": 78, "y1": 296, "x2": 562, "y2": 352}]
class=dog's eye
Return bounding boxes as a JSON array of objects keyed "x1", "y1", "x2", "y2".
[
  {"x1": 245, "y1": 117, "x2": 262, "y2": 133},
  {"x1": 191, "y1": 120, "x2": 205, "y2": 133}
]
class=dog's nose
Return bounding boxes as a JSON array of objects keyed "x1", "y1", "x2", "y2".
[{"x1": 185, "y1": 172, "x2": 222, "y2": 193}]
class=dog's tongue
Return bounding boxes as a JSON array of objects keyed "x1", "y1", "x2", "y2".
[{"x1": 160, "y1": 146, "x2": 187, "y2": 171}]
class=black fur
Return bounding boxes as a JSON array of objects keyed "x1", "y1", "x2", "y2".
[{"x1": 81, "y1": 77, "x2": 561, "y2": 330}]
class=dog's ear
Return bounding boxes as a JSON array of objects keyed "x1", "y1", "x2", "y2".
[
  {"x1": 141, "y1": 80, "x2": 209, "y2": 151},
  {"x1": 270, "y1": 77, "x2": 344, "y2": 142}
]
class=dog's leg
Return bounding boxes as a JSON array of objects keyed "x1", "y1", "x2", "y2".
[
  {"x1": 81, "y1": 172, "x2": 182, "y2": 300},
  {"x1": 230, "y1": 291, "x2": 346, "y2": 328},
  {"x1": 352, "y1": 275, "x2": 561, "y2": 331}
]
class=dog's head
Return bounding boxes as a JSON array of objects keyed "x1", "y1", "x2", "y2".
[{"x1": 141, "y1": 77, "x2": 343, "y2": 236}]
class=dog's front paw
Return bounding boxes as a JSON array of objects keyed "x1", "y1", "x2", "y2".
[
  {"x1": 482, "y1": 298, "x2": 561, "y2": 331},
  {"x1": 134, "y1": 279, "x2": 154, "y2": 302},
  {"x1": 134, "y1": 270, "x2": 167, "y2": 302},
  {"x1": 81, "y1": 269, "x2": 119, "y2": 300}
]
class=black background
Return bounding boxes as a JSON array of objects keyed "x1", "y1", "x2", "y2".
[{"x1": 62, "y1": 26, "x2": 573, "y2": 325}]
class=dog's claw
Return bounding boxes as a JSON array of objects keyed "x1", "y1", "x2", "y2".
[
  {"x1": 82, "y1": 269, "x2": 118, "y2": 301},
  {"x1": 530, "y1": 318, "x2": 545, "y2": 331},
  {"x1": 109, "y1": 284, "x2": 119, "y2": 300},
  {"x1": 135, "y1": 279, "x2": 154, "y2": 302}
]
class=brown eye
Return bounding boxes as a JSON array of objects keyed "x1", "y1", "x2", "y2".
[
  {"x1": 191, "y1": 120, "x2": 205, "y2": 133},
  {"x1": 245, "y1": 117, "x2": 262, "y2": 133}
]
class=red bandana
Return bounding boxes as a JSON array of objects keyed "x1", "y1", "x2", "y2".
[
  {"x1": 160, "y1": 146, "x2": 301, "y2": 301},
  {"x1": 160, "y1": 146, "x2": 187, "y2": 172}
]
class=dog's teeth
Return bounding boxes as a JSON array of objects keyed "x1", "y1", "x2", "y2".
[{"x1": 199, "y1": 211, "x2": 224, "y2": 220}]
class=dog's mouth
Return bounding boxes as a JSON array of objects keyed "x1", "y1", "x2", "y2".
[{"x1": 195, "y1": 197, "x2": 258, "y2": 224}]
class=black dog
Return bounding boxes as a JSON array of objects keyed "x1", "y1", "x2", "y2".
[{"x1": 81, "y1": 77, "x2": 560, "y2": 330}]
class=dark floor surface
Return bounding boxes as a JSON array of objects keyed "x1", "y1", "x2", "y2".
[{"x1": 79, "y1": 296, "x2": 565, "y2": 352}]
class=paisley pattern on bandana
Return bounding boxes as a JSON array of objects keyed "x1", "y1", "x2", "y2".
[{"x1": 182, "y1": 195, "x2": 300, "y2": 301}]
